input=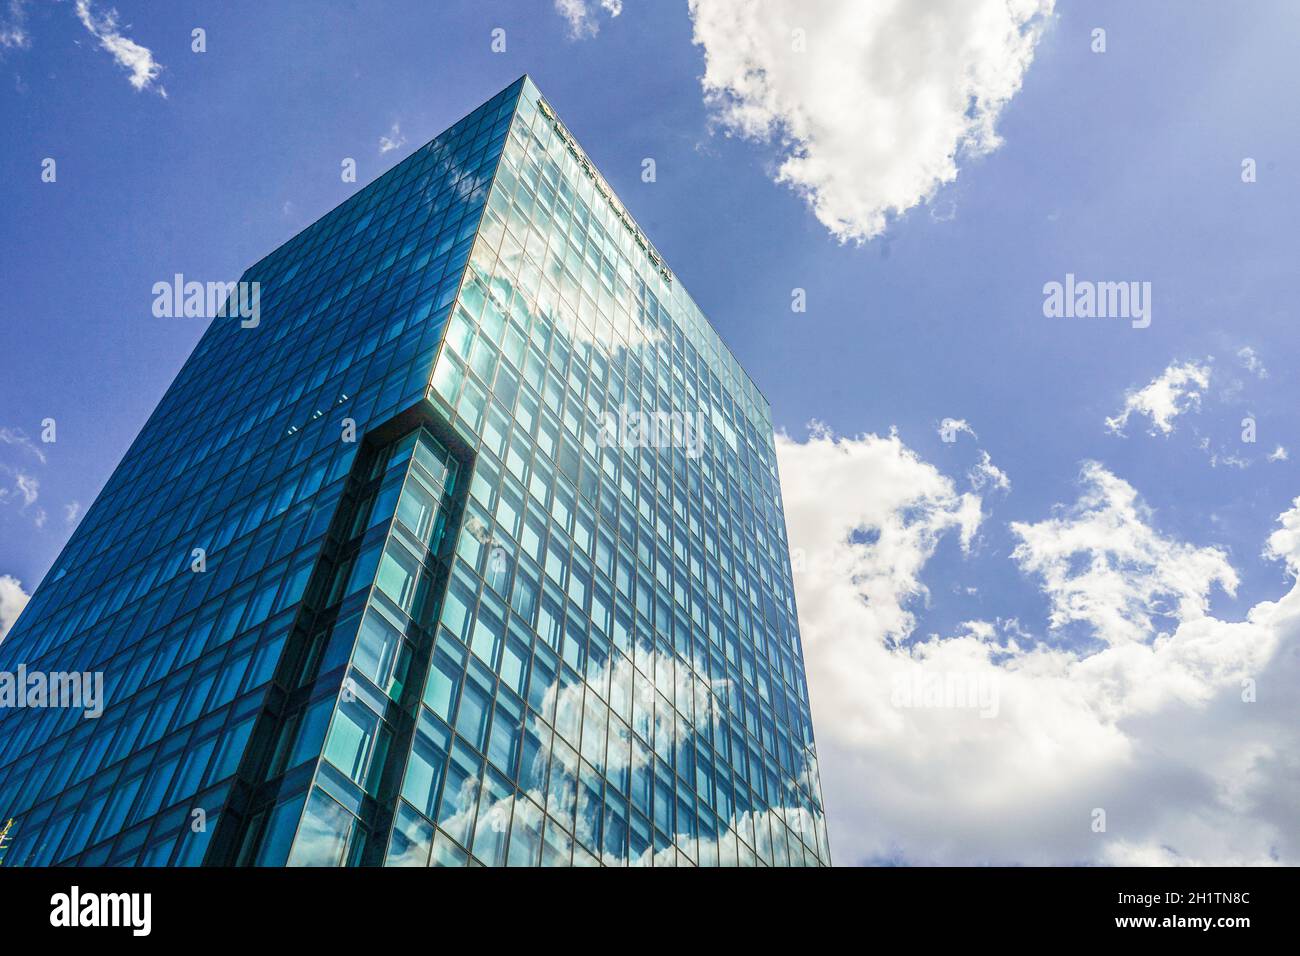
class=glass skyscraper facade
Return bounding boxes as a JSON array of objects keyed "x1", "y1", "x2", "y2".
[{"x1": 0, "y1": 77, "x2": 829, "y2": 867}]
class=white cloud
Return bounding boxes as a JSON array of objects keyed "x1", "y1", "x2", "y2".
[
  {"x1": 550, "y1": 0, "x2": 1053, "y2": 240},
  {"x1": 0, "y1": 467, "x2": 39, "y2": 511},
  {"x1": 1264, "y1": 496, "x2": 1300, "y2": 575},
  {"x1": 779, "y1": 425, "x2": 1297, "y2": 865},
  {"x1": 0, "y1": 574, "x2": 29, "y2": 643},
  {"x1": 1268, "y1": 446, "x2": 1289, "y2": 463},
  {"x1": 688, "y1": 0, "x2": 1054, "y2": 241},
  {"x1": 74, "y1": 0, "x2": 165, "y2": 95},
  {"x1": 938, "y1": 417, "x2": 976, "y2": 441},
  {"x1": 1237, "y1": 345, "x2": 1268, "y2": 379},
  {"x1": 968, "y1": 450, "x2": 1011, "y2": 493},
  {"x1": 13, "y1": 472, "x2": 38, "y2": 506},
  {"x1": 1105, "y1": 360, "x2": 1211, "y2": 436},
  {"x1": 0, "y1": 426, "x2": 46, "y2": 465},
  {"x1": 929, "y1": 200, "x2": 958, "y2": 223},
  {"x1": 64, "y1": 500, "x2": 81, "y2": 526},
  {"x1": 1209, "y1": 451, "x2": 1251, "y2": 470},
  {"x1": 1011, "y1": 462, "x2": 1237, "y2": 646},
  {"x1": 554, "y1": 0, "x2": 623, "y2": 39},
  {"x1": 0, "y1": 426, "x2": 50, "y2": 529},
  {"x1": 0, "y1": 0, "x2": 29, "y2": 49},
  {"x1": 379, "y1": 122, "x2": 406, "y2": 154},
  {"x1": 779, "y1": 424, "x2": 983, "y2": 655}
]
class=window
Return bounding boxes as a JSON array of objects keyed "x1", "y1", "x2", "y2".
[
  {"x1": 375, "y1": 540, "x2": 424, "y2": 615},
  {"x1": 288, "y1": 788, "x2": 355, "y2": 867}
]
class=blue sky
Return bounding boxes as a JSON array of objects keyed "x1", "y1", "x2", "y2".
[{"x1": 2, "y1": 1, "x2": 1298, "y2": 865}]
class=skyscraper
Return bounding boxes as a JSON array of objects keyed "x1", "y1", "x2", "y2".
[{"x1": 0, "y1": 77, "x2": 829, "y2": 866}]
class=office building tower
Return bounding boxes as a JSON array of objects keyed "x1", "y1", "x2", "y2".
[{"x1": 0, "y1": 77, "x2": 829, "y2": 866}]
